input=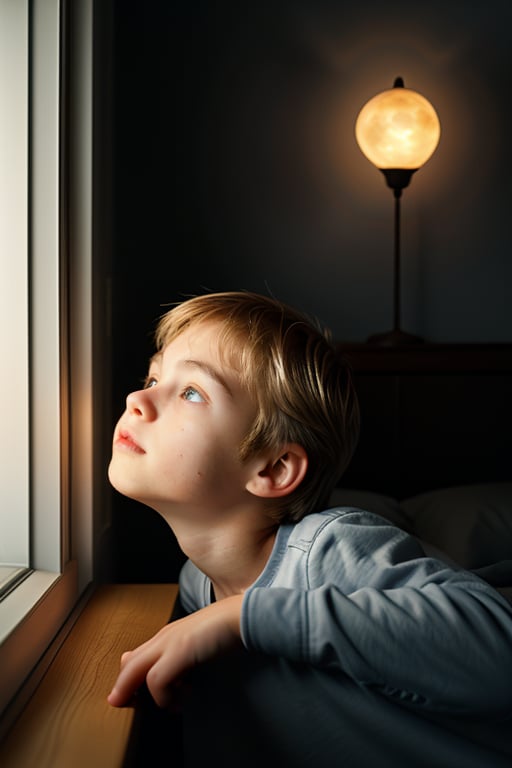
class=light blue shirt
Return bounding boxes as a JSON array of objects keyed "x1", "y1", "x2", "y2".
[{"x1": 179, "y1": 508, "x2": 512, "y2": 766}]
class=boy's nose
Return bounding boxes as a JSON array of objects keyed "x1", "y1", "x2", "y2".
[{"x1": 126, "y1": 389, "x2": 157, "y2": 420}]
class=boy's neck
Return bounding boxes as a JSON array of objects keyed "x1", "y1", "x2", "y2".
[{"x1": 166, "y1": 508, "x2": 279, "y2": 601}]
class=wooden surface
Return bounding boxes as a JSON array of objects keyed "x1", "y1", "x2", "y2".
[{"x1": 0, "y1": 583, "x2": 178, "y2": 768}]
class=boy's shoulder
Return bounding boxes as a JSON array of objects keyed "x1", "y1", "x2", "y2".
[
  {"x1": 263, "y1": 505, "x2": 420, "y2": 593},
  {"x1": 281, "y1": 506, "x2": 404, "y2": 574},
  {"x1": 287, "y1": 505, "x2": 395, "y2": 545}
]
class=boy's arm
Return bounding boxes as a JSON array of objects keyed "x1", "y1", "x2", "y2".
[
  {"x1": 242, "y1": 515, "x2": 512, "y2": 717},
  {"x1": 108, "y1": 594, "x2": 243, "y2": 708}
]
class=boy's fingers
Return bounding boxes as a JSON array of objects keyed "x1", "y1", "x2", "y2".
[
  {"x1": 108, "y1": 649, "x2": 156, "y2": 707},
  {"x1": 145, "y1": 653, "x2": 182, "y2": 708},
  {"x1": 120, "y1": 650, "x2": 133, "y2": 668},
  {"x1": 108, "y1": 597, "x2": 244, "y2": 708}
]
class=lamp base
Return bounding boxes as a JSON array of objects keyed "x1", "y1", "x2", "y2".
[{"x1": 367, "y1": 328, "x2": 425, "y2": 346}]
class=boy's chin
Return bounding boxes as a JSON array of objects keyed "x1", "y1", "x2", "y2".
[
  {"x1": 107, "y1": 460, "x2": 136, "y2": 499},
  {"x1": 107, "y1": 461, "x2": 155, "y2": 509},
  {"x1": 107, "y1": 458, "x2": 118, "y2": 489}
]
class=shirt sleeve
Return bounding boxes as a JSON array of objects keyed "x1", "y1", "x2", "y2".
[{"x1": 240, "y1": 512, "x2": 512, "y2": 716}]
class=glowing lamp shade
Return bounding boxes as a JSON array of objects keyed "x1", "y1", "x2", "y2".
[{"x1": 355, "y1": 80, "x2": 440, "y2": 170}]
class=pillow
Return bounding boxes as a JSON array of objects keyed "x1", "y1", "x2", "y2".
[
  {"x1": 400, "y1": 483, "x2": 512, "y2": 570},
  {"x1": 328, "y1": 488, "x2": 411, "y2": 531}
]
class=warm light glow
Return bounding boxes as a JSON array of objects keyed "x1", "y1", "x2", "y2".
[{"x1": 355, "y1": 82, "x2": 441, "y2": 170}]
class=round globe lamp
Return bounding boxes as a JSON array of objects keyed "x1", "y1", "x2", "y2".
[{"x1": 355, "y1": 77, "x2": 441, "y2": 344}]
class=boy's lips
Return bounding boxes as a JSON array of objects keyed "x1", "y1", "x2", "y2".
[{"x1": 115, "y1": 429, "x2": 145, "y2": 454}]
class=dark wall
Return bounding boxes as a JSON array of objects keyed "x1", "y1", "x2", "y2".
[{"x1": 107, "y1": 0, "x2": 512, "y2": 581}]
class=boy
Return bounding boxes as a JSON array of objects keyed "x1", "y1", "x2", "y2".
[{"x1": 108, "y1": 291, "x2": 512, "y2": 767}]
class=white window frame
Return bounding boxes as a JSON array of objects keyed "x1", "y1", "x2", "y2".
[
  {"x1": 0, "y1": 0, "x2": 94, "y2": 719},
  {"x1": 0, "y1": 0, "x2": 30, "y2": 582}
]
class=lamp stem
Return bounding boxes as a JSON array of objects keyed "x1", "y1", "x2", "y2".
[
  {"x1": 367, "y1": 168, "x2": 424, "y2": 345},
  {"x1": 393, "y1": 188, "x2": 402, "y2": 331}
]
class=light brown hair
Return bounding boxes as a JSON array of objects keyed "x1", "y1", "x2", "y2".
[{"x1": 155, "y1": 291, "x2": 360, "y2": 523}]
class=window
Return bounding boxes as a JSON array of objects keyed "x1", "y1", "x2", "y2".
[{"x1": 0, "y1": 0, "x2": 97, "y2": 720}]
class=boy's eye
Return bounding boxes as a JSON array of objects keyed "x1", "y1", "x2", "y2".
[
  {"x1": 182, "y1": 386, "x2": 205, "y2": 403},
  {"x1": 144, "y1": 376, "x2": 158, "y2": 389}
]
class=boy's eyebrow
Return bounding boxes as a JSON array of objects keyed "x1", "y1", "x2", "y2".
[{"x1": 181, "y1": 359, "x2": 234, "y2": 398}]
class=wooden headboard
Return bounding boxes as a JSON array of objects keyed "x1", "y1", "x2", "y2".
[{"x1": 337, "y1": 343, "x2": 512, "y2": 500}]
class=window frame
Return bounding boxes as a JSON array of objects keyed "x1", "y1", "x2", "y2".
[
  {"x1": 0, "y1": 0, "x2": 95, "y2": 721},
  {"x1": 0, "y1": 0, "x2": 30, "y2": 581}
]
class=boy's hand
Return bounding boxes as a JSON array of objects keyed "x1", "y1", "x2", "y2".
[{"x1": 108, "y1": 593, "x2": 244, "y2": 709}]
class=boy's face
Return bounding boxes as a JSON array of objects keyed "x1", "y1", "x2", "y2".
[{"x1": 108, "y1": 322, "x2": 260, "y2": 521}]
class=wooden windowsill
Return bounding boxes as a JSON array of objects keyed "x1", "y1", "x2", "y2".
[{"x1": 0, "y1": 583, "x2": 178, "y2": 768}]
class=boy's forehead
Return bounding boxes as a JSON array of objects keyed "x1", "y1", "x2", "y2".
[{"x1": 157, "y1": 321, "x2": 245, "y2": 374}]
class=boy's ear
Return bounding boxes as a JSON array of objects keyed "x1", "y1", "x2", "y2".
[{"x1": 246, "y1": 444, "x2": 308, "y2": 499}]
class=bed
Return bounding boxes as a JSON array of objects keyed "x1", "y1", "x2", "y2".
[{"x1": 333, "y1": 341, "x2": 512, "y2": 603}]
